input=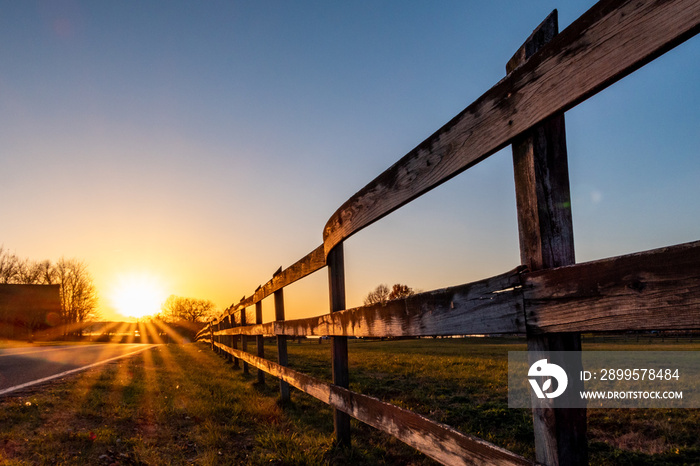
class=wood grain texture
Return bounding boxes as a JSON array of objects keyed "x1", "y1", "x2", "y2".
[
  {"x1": 274, "y1": 288, "x2": 290, "y2": 401},
  {"x1": 231, "y1": 313, "x2": 240, "y2": 368},
  {"x1": 225, "y1": 315, "x2": 233, "y2": 363},
  {"x1": 195, "y1": 327, "x2": 208, "y2": 340},
  {"x1": 512, "y1": 114, "x2": 574, "y2": 271},
  {"x1": 225, "y1": 245, "x2": 326, "y2": 317},
  {"x1": 213, "y1": 341, "x2": 532, "y2": 466},
  {"x1": 327, "y1": 244, "x2": 351, "y2": 445},
  {"x1": 524, "y1": 240, "x2": 700, "y2": 333},
  {"x1": 256, "y1": 301, "x2": 265, "y2": 384},
  {"x1": 508, "y1": 11, "x2": 586, "y2": 466},
  {"x1": 240, "y1": 304, "x2": 249, "y2": 374},
  {"x1": 215, "y1": 322, "x2": 274, "y2": 337},
  {"x1": 322, "y1": 0, "x2": 700, "y2": 257},
  {"x1": 278, "y1": 266, "x2": 525, "y2": 337},
  {"x1": 210, "y1": 242, "x2": 700, "y2": 338},
  {"x1": 214, "y1": 267, "x2": 525, "y2": 337}
]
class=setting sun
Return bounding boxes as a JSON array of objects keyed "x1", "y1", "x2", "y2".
[{"x1": 109, "y1": 273, "x2": 168, "y2": 319}]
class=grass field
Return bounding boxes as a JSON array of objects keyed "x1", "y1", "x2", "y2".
[{"x1": 0, "y1": 337, "x2": 698, "y2": 465}]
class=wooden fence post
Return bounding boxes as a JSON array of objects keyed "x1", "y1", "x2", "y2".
[
  {"x1": 219, "y1": 320, "x2": 224, "y2": 356},
  {"x1": 508, "y1": 11, "x2": 587, "y2": 465},
  {"x1": 274, "y1": 288, "x2": 291, "y2": 402},
  {"x1": 232, "y1": 312, "x2": 240, "y2": 369},
  {"x1": 256, "y1": 301, "x2": 265, "y2": 385},
  {"x1": 209, "y1": 322, "x2": 214, "y2": 352},
  {"x1": 217, "y1": 320, "x2": 223, "y2": 356},
  {"x1": 226, "y1": 314, "x2": 233, "y2": 363},
  {"x1": 241, "y1": 309, "x2": 249, "y2": 374},
  {"x1": 221, "y1": 317, "x2": 226, "y2": 356},
  {"x1": 328, "y1": 243, "x2": 351, "y2": 447}
]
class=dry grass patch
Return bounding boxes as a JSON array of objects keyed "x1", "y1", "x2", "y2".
[{"x1": 1, "y1": 337, "x2": 698, "y2": 465}]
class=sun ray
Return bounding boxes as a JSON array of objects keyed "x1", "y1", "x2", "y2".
[
  {"x1": 91, "y1": 321, "x2": 123, "y2": 342},
  {"x1": 150, "y1": 320, "x2": 188, "y2": 345},
  {"x1": 139, "y1": 321, "x2": 164, "y2": 345}
]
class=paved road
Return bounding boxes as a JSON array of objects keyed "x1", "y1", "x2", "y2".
[{"x1": 0, "y1": 343, "x2": 158, "y2": 395}]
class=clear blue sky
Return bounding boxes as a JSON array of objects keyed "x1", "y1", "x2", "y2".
[{"x1": 1, "y1": 1, "x2": 698, "y2": 321}]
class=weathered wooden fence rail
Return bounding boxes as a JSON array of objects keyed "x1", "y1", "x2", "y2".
[{"x1": 197, "y1": 1, "x2": 700, "y2": 464}]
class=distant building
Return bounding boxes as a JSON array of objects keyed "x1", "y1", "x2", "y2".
[{"x1": 0, "y1": 284, "x2": 61, "y2": 340}]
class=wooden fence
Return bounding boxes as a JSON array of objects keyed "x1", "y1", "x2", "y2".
[{"x1": 196, "y1": 1, "x2": 700, "y2": 464}]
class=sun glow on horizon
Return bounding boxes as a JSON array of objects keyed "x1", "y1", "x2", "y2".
[{"x1": 109, "y1": 272, "x2": 169, "y2": 319}]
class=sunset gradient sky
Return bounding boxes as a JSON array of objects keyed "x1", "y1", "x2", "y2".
[{"x1": 1, "y1": 1, "x2": 698, "y2": 321}]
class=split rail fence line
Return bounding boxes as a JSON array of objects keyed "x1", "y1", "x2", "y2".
[{"x1": 196, "y1": 1, "x2": 700, "y2": 464}]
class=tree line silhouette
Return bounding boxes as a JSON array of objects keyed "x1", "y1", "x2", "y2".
[
  {"x1": 0, "y1": 245, "x2": 98, "y2": 339},
  {"x1": 364, "y1": 283, "x2": 416, "y2": 306}
]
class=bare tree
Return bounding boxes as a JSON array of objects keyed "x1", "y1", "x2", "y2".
[
  {"x1": 16, "y1": 258, "x2": 42, "y2": 284},
  {"x1": 55, "y1": 258, "x2": 99, "y2": 336},
  {"x1": 32, "y1": 260, "x2": 56, "y2": 285},
  {"x1": 388, "y1": 283, "x2": 415, "y2": 301},
  {"x1": 0, "y1": 249, "x2": 56, "y2": 286},
  {"x1": 160, "y1": 295, "x2": 216, "y2": 323},
  {"x1": 364, "y1": 283, "x2": 416, "y2": 306},
  {"x1": 0, "y1": 246, "x2": 20, "y2": 284},
  {"x1": 364, "y1": 283, "x2": 391, "y2": 305}
]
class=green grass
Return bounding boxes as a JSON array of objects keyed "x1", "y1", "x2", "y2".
[
  {"x1": 277, "y1": 337, "x2": 700, "y2": 465},
  {"x1": 0, "y1": 343, "x2": 433, "y2": 465},
  {"x1": 1, "y1": 337, "x2": 698, "y2": 465},
  {"x1": 281, "y1": 337, "x2": 533, "y2": 457}
]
